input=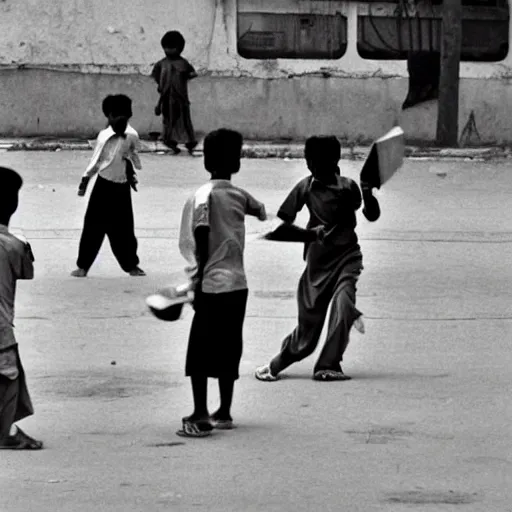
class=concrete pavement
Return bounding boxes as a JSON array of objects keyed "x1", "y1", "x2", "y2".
[
  {"x1": 1, "y1": 137, "x2": 510, "y2": 160},
  {"x1": 0, "y1": 152, "x2": 511, "y2": 512}
]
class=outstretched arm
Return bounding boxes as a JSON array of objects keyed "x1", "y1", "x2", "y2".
[
  {"x1": 277, "y1": 179, "x2": 308, "y2": 223},
  {"x1": 245, "y1": 192, "x2": 267, "y2": 221}
]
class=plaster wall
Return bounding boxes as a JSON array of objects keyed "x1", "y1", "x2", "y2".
[{"x1": 0, "y1": 0, "x2": 510, "y2": 142}]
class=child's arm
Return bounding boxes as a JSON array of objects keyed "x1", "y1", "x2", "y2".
[
  {"x1": 79, "y1": 135, "x2": 103, "y2": 195},
  {"x1": 349, "y1": 179, "x2": 363, "y2": 211},
  {"x1": 186, "y1": 60, "x2": 198, "y2": 80},
  {"x1": 360, "y1": 180, "x2": 381, "y2": 222},
  {"x1": 192, "y1": 226, "x2": 209, "y2": 308},
  {"x1": 128, "y1": 135, "x2": 142, "y2": 171},
  {"x1": 277, "y1": 179, "x2": 308, "y2": 223},
  {"x1": 245, "y1": 192, "x2": 267, "y2": 221},
  {"x1": 12, "y1": 237, "x2": 35, "y2": 280},
  {"x1": 151, "y1": 61, "x2": 162, "y2": 88}
]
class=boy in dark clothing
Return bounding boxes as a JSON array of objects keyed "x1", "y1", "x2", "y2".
[
  {"x1": 152, "y1": 30, "x2": 198, "y2": 155},
  {"x1": 255, "y1": 136, "x2": 380, "y2": 382},
  {"x1": 71, "y1": 94, "x2": 145, "y2": 278},
  {"x1": 0, "y1": 167, "x2": 42, "y2": 450},
  {"x1": 176, "y1": 129, "x2": 267, "y2": 437}
]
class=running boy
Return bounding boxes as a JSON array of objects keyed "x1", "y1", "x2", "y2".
[
  {"x1": 255, "y1": 136, "x2": 380, "y2": 382},
  {"x1": 152, "y1": 30, "x2": 198, "y2": 155},
  {"x1": 71, "y1": 94, "x2": 145, "y2": 277},
  {"x1": 0, "y1": 167, "x2": 42, "y2": 450},
  {"x1": 176, "y1": 129, "x2": 267, "y2": 437}
]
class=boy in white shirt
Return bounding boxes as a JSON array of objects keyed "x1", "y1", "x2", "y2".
[{"x1": 71, "y1": 94, "x2": 145, "y2": 277}]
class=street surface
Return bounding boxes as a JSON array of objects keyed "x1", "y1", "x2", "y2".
[{"x1": 1, "y1": 151, "x2": 511, "y2": 512}]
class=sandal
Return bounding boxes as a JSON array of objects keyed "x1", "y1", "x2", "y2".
[
  {"x1": 210, "y1": 417, "x2": 235, "y2": 430},
  {"x1": 255, "y1": 365, "x2": 279, "y2": 382},
  {"x1": 176, "y1": 417, "x2": 213, "y2": 438},
  {"x1": 0, "y1": 427, "x2": 43, "y2": 450},
  {"x1": 313, "y1": 370, "x2": 352, "y2": 381}
]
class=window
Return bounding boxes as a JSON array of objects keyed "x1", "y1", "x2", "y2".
[
  {"x1": 357, "y1": 0, "x2": 509, "y2": 61},
  {"x1": 237, "y1": 12, "x2": 347, "y2": 59}
]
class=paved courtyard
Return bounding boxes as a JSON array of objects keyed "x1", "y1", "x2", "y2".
[{"x1": 1, "y1": 151, "x2": 511, "y2": 511}]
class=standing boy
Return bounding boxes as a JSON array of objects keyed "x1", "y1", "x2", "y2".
[
  {"x1": 176, "y1": 129, "x2": 267, "y2": 437},
  {"x1": 0, "y1": 167, "x2": 42, "y2": 450},
  {"x1": 71, "y1": 94, "x2": 145, "y2": 278},
  {"x1": 255, "y1": 136, "x2": 380, "y2": 382},
  {"x1": 152, "y1": 30, "x2": 198, "y2": 155}
]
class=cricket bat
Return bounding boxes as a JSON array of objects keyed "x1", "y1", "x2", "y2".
[{"x1": 360, "y1": 126, "x2": 405, "y2": 189}]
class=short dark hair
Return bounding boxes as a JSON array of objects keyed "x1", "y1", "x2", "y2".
[
  {"x1": 161, "y1": 31, "x2": 185, "y2": 52},
  {"x1": 0, "y1": 167, "x2": 23, "y2": 221},
  {"x1": 305, "y1": 136, "x2": 341, "y2": 167},
  {"x1": 102, "y1": 94, "x2": 133, "y2": 118},
  {"x1": 203, "y1": 129, "x2": 243, "y2": 176}
]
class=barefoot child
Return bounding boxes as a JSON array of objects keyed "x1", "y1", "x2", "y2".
[
  {"x1": 152, "y1": 30, "x2": 198, "y2": 155},
  {"x1": 0, "y1": 167, "x2": 42, "y2": 450},
  {"x1": 255, "y1": 136, "x2": 380, "y2": 382},
  {"x1": 176, "y1": 129, "x2": 267, "y2": 437},
  {"x1": 71, "y1": 94, "x2": 145, "y2": 278}
]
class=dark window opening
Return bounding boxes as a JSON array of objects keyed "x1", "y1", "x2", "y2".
[
  {"x1": 237, "y1": 12, "x2": 347, "y2": 60},
  {"x1": 357, "y1": 2, "x2": 509, "y2": 61}
]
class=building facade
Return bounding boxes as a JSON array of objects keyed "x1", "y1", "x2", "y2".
[{"x1": 0, "y1": 0, "x2": 510, "y2": 143}]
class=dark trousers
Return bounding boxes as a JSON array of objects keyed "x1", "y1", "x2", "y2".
[
  {"x1": 162, "y1": 98, "x2": 196, "y2": 148},
  {"x1": 270, "y1": 249, "x2": 363, "y2": 376},
  {"x1": 76, "y1": 176, "x2": 139, "y2": 273},
  {"x1": 186, "y1": 289, "x2": 248, "y2": 380}
]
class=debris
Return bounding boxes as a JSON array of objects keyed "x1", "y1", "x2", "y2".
[{"x1": 111, "y1": 360, "x2": 116, "y2": 365}]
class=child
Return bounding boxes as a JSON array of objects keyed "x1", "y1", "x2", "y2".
[
  {"x1": 255, "y1": 136, "x2": 380, "y2": 382},
  {"x1": 176, "y1": 129, "x2": 267, "y2": 437},
  {"x1": 151, "y1": 30, "x2": 198, "y2": 155},
  {"x1": 0, "y1": 167, "x2": 42, "y2": 450},
  {"x1": 71, "y1": 94, "x2": 146, "y2": 278}
]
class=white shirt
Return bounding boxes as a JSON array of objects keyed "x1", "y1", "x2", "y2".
[{"x1": 83, "y1": 124, "x2": 142, "y2": 183}]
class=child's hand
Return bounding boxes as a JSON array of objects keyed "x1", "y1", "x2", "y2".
[
  {"x1": 258, "y1": 205, "x2": 268, "y2": 221},
  {"x1": 77, "y1": 177, "x2": 89, "y2": 196}
]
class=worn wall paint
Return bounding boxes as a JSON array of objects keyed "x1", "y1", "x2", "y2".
[
  {"x1": 2, "y1": 0, "x2": 512, "y2": 78},
  {"x1": 0, "y1": 0, "x2": 217, "y2": 71},
  {"x1": 0, "y1": 68, "x2": 507, "y2": 144},
  {"x1": 0, "y1": 0, "x2": 511, "y2": 140}
]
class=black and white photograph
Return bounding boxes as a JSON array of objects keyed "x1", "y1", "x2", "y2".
[{"x1": 1, "y1": 0, "x2": 511, "y2": 510}]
